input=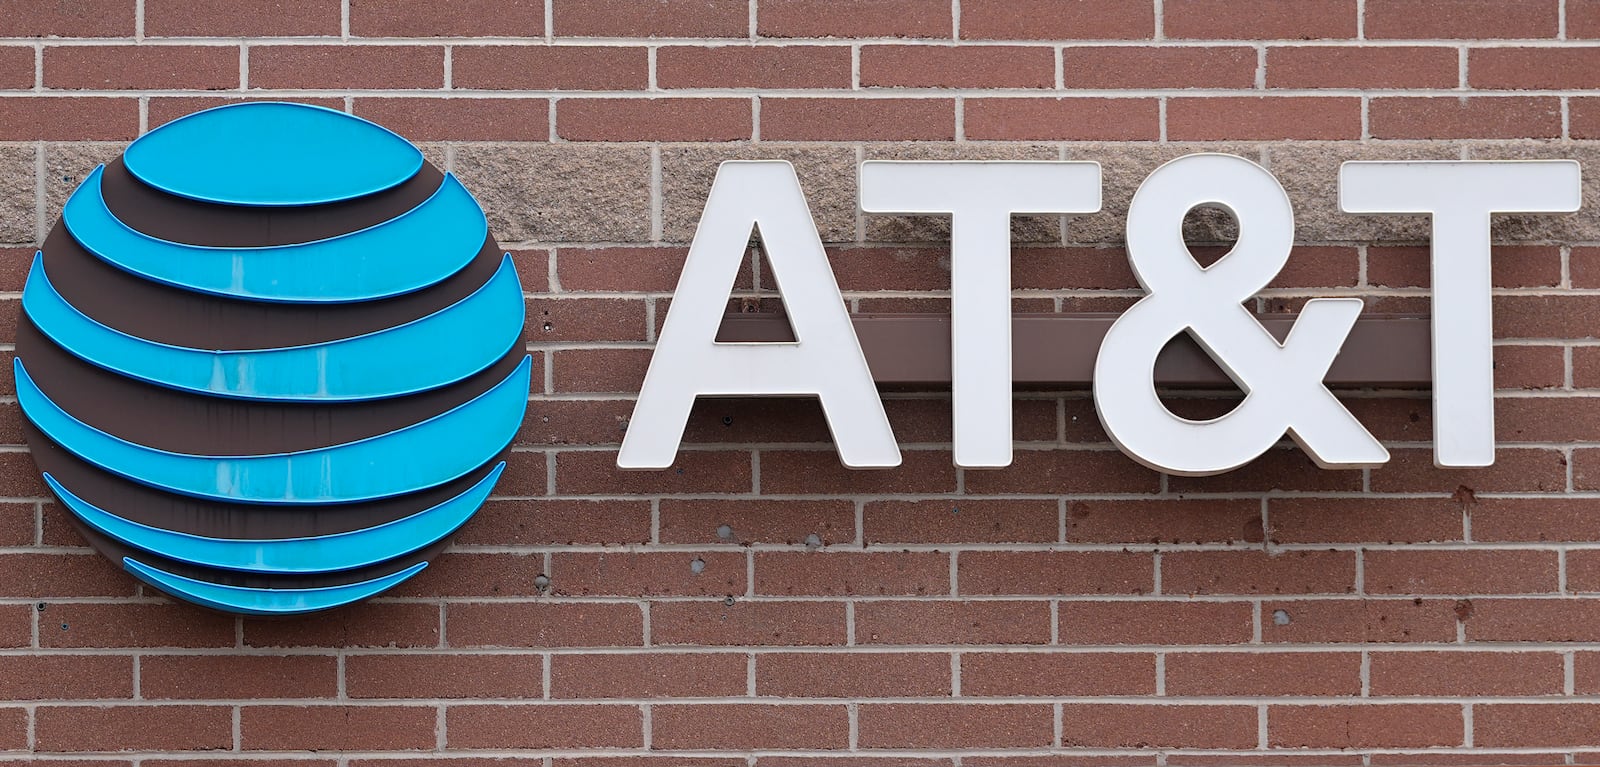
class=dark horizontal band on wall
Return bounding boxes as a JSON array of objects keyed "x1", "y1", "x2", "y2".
[{"x1": 717, "y1": 313, "x2": 1433, "y2": 389}]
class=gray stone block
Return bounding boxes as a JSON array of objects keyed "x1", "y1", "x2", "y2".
[
  {"x1": 860, "y1": 142, "x2": 1062, "y2": 244},
  {"x1": 662, "y1": 144, "x2": 857, "y2": 244},
  {"x1": 455, "y1": 143, "x2": 652, "y2": 245}
]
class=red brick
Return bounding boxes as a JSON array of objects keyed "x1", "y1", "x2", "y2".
[
  {"x1": 448, "y1": 602, "x2": 643, "y2": 648},
  {"x1": 557, "y1": 246, "x2": 691, "y2": 292},
  {"x1": 1168, "y1": 97, "x2": 1360, "y2": 140},
  {"x1": 146, "y1": 0, "x2": 339, "y2": 36},
  {"x1": 962, "y1": 652, "x2": 1155, "y2": 696},
  {"x1": 1067, "y1": 498, "x2": 1262, "y2": 545},
  {"x1": 351, "y1": 97, "x2": 548, "y2": 141},
  {"x1": 758, "y1": 0, "x2": 953, "y2": 38},
  {"x1": 652, "y1": 600, "x2": 847, "y2": 646},
  {"x1": 1167, "y1": 652, "x2": 1362, "y2": 696},
  {"x1": 563, "y1": 96, "x2": 755, "y2": 140},
  {"x1": 392, "y1": 551, "x2": 545, "y2": 598},
  {"x1": 759, "y1": 651, "x2": 951, "y2": 697},
  {"x1": 1269, "y1": 497, "x2": 1464, "y2": 544},
  {"x1": 964, "y1": 449, "x2": 1162, "y2": 494},
  {"x1": 1513, "y1": 396, "x2": 1600, "y2": 446},
  {"x1": 347, "y1": 654, "x2": 543, "y2": 699},
  {"x1": 860, "y1": 703, "x2": 1053, "y2": 748},
  {"x1": 762, "y1": 97, "x2": 954, "y2": 140},
  {"x1": 1460, "y1": 598, "x2": 1600, "y2": 642},
  {"x1": 858, "y1": 600, "x2": 1052, "y2": 645},
  {"x1": 1062, "y1": 46, "x2": 1256, "y2": 89},
  {"x1": 756, "y1": 551, "x2": 948, "y2": 597},
  {"x1": 0, "y1": 553, "x2": 133, "y2": 598},
  {"x1": 555, "y1": 450, "x2": 752, "y2": 495},
  {"x1": 654, "y1": 704, "x2": 849, "y2": 749},
  {"x1": 1370, "y1": 245, "x2": 1561, "y2": 291},
  {"x1": 1577, "y1": 347, "x2": 1600, "y2": 389},
  {"x1": 0, "y1": 501, "x2": 31, "y2": 546},
  {"x1": 760, "y1": 761, "x2": 953, "y2": 767},
  {"x1": 38, "y1": 602, "x2": 234, "y2": 649},
  {"x1": 1561, "y1": 550, "x2": 1600, "y2": 592},
  {"x1": 865, "y1": 499, "x2": 1057, "y2": 544},
  {"x1": 243, "y1": 705, "x2": 437, "y2": 750},
  {"x1": 1167, "y1": 0, "x2": 1357, "y2": 38},
  {"x1": 0, "y1": 96, "x2": 137, "y2": 140},
  {"x1": 1365, "y1": 549, "x2": 1558, "y2": 595},
  {"x1": 248, "y1": 46, "x2": 445, "y2": 89},
  {"x1": 524, "y1": 397, "x2": 618, "y2": 444},
  {"x1": 351, "y1": 0, "x2": 542, "y2": 36},
  {"x1": 525, "y1": 297, "x2": 648, "y2": 343},
  {"x1": 147, "y1": 95, "x2": 344, "y2": 128},
  {"x1": 0, "y1": 707, "x2": 19, "y2": 750},
  {"x1": 0, "y1": 0, "x2": 133, "y2": 36},
  {"x1": 0, "y1": 604, "x2": 27, "y2": 648},
  {"x1": 1497, "y1": 295, "x2": 1600, "y2": 339},
  {"x1": 965, "y1": 97, "x2": 1159, "y2": 141},
  {"x1": 0, "y1": 655, "x2": 132, "y2": 700},
  {"x1": 1471, "y1": 498, "x2": 1600, "y2": 542},
  {"x1": 1369, "y1": 651, "x2": 1563, "y2": 696},
  {"x1": 1060, "y1": 601, "x2": 1254, "y2": 645},
  {"x1": 449, "y1": 704, "x2": 642, "y2": 749},
  {"x1": 760, "y1": 449, "x2": 955, "y2": 494},
  {"x1": 553, "y1": 0, "x2": 747, "y2": 37},
  {"x1": 960, "y1": 0, "x2": 1153, "y2": 39},
  {"x1": 153, "y1": 762, "x2": 333, "y2": 767},
  {"x1": 1577, "y1": 652, "x2": 1600, "y2": 692},
  {"x1": 1371, "y1": 97, "x2": 1561, "y2": 140},
  {"x1": 554, "y1": 761, "x2": 744, "y2": 767},
  {"x1": 244, "y1": 602, "x2": 439, "y2": 649},
  {"x1": 661, "y1": 499, "x2": 855, "y2": 545},
  {"x1": 1575, "y1": 0, "x2": 1600, "y2": 36},
  {"x1": 1370, "y1": 448, "x2": 1567, "y2": 493},
  {"x1": 552, "y1": 551, "x2": 745, "y2": 597},
  {"x1": 36, "y1": 704, "x2": 232, "y2": 751},
  {"x1": 1060, "y1": 704, "x2": 1257, "y2": 748},
  {"x1": 1471, "y1": 47, "x2": 1600, "y2": 89},
  {"x1": 861, "y1": 45, "x2": 1054, "y2": 88},
  {"x1": 660, "y1": 45, "x2": 852, "y2": 89},
  {"x1": 1501, "y1": 349, "x2": 1575, "y2": 393},
  {"x1": 1267, "y1": 45, "x2": 1457, "y2": 89},
  {"x1": 552, "y1": 652, "x2": 746, "y2": 698},
  {"x1": 680, "y1": 397, "x2": 835, "y2": 444},
  {"x1": 1269, "y1": 704, "x2": 1463, "y2": 748},
  {"x1": 460, "y1": 498, "x2": 650, "y2": 546},
  {"x1": 1263, "y1": 599, "x2": 1459, "y2": 643},
  {"x1": 0, "y1": 46, "x2": 32, "y2": 89},
  {"x1": 1478, "y1": 704, "x2": 1600, "y2": 747},
  {"x1": 552, "y1": 348, "x2": 652, "y2": 393},
  {"x1": 1163, "y1": 550, "x2": 1356, "y2": 596},
  {"x1": 959, "y1": 551, "x2": 1153, "y2": 595},
  {"x1": 1366, "y1": 0, "x2": 1558, "y2": 38},
  {"x1": 454, "y1": 46, "x2": 648, "y2": 90},
  {"x1": 143, "y1": 655, "x2": 338, "y2": 699}
]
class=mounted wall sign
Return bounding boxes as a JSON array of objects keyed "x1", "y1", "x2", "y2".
[
  {"x1": 15, "y1": 102, "x2": 531, "y2": 615},
  {"x1": 622, "y1": 156, "x2": 1582, "y2": 477}
]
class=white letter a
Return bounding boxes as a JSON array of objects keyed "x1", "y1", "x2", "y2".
[{"x1": 618, "y1": 161, "x2": 901, "y2": 469}]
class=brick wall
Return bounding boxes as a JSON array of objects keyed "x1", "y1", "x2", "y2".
[{"x1": 2, "y1": 0, "x2": 1599, "y2": 763}]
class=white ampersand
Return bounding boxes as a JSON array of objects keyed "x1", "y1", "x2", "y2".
[{"x1": 1093, "y1": 153, "x2": 1390, "y2": 476}]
